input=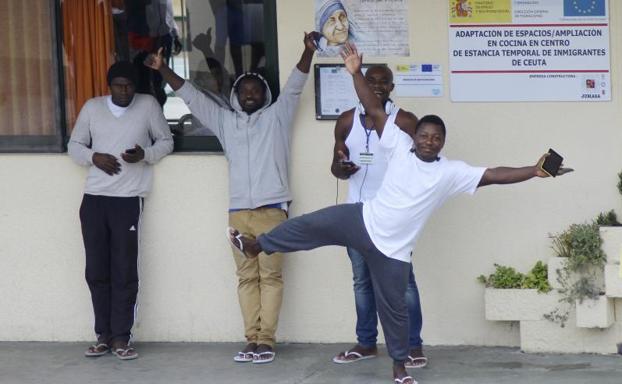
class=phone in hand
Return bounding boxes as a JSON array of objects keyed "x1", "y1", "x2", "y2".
[
  {"x1": 340, "y1": 159, "x2": 356, "y2": 167},
  {"x1": 539, "y1": 148, "x2": 563, "y2": 177},
  {"x1": 125, "y1": 148, "x2": 137, "y2": 155}
]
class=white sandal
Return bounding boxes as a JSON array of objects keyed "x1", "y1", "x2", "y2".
[
  {"x1": 332, "y1": 350, "x2": 377, "y2": 364},
  {"x1": 252, "y1": 351, "x2": 276, "y2": 364}
]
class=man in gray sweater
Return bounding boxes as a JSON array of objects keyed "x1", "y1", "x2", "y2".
[
  {"x1": 68, "y1": 61, "x2": 173, "y2": 360},
  {"x1": 144, "y1": 32, "x2": 318, "y2": 363}
]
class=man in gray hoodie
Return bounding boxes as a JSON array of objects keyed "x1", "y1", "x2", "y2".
[{"x1": 144, "y1": 32, "x2": 318, "y2": 363}]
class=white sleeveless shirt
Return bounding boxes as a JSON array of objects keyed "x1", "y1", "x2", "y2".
[{"x1": 345, "y1": 101, "x2": 398, "y2": 203}]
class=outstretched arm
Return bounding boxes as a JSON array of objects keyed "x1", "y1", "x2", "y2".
[
  {"x1": 340, "y1": 42, "x2": 388, "y2": 137},
  {"x1": 478, "y1": 153, "x2": 573, "y2": 187},
  {"x1": 144, "y1": 47, "x2": 185, "y2": 91}
]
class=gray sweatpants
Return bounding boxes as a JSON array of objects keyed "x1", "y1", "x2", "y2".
[{"x1": 257, "y1": 203, "x2": 411, "y2": 363}]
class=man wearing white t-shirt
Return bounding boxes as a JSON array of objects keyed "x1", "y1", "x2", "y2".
[
  {"x1": 330, "y1": 64, "x2": 427, "y2": 368},
  {"x1": 227, "y1": 43, "x2": 572, "y2": 384}
]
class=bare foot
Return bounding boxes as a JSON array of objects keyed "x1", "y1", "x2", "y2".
[
  {"x1": 405, "y1": 346, "x2": 428, "y2": 368},
  {"x1": 393, "y1": 361, "x2": 416, "y2": 383},
  {"x1": 333, "y1": 344, "x2": 377, "y2": 363},
  {"x1": 227, "y1": 227, "x2": 261, "y2": 258},
  {"x1": 253, "y1": 344, "x2": 275, "y2": 364}
]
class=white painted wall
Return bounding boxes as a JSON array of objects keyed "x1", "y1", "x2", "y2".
[{"x1": 0, "y1": 0, "x2": 621, "y2": 346}]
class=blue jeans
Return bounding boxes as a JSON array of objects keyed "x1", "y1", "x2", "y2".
[{"x1": 347, "y1": 246, "x2": 423, "y2": 349}]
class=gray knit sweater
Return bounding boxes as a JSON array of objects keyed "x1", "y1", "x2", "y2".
[{"x1": 68, "y1": 94, "x2": 173, "y2": 197}]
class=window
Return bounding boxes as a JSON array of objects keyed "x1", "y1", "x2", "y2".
[
  {"x1": 1, "y1": 0, "x2": 279, "y2": 153},
  {"x1": 0, "y1": 0, "x2": 64, "y2": 152},
  {"x1": 107, "y1": 0, "x2": 280, "y2": 151}
]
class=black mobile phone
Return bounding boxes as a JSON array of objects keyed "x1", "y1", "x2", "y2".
[
  {"x1": 340, "y1": 160, "x2": 356, "y2": 167},
  {"x1": 125, "y1": 148, "x2": 137, "y2": 155},
  {"x1": 540, "y1": 148, "x2": 563, "y2": 177}
]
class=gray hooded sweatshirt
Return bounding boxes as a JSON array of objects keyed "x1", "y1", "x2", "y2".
[{"x1": 175, "y1": 67, "x2": 308, "y2": 210}]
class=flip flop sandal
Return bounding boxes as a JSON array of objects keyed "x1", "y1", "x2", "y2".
[
  {"x1": 226, "y1": 227, "x2": 249, "y2": 258},
  {"x1": 233, "y1": 351, "x2": 254, "y2": 362},
  {"x1": 252, "y1": 351, "x2": 276, "y2": 364},
  {"x1": 112, "y1": 347, "x2": 139, "y2": 360},
  {"x1": 84, "y1": 343, "x2": 109, "y2": 357},
  {"x1": 394, "y1": 376, "x2": 417, "y2": 384},
  {"x1": 405, "y1": 355, "x2": 428, "y2": 369},
  {"x1": 332, "y1": 350, "x2": 377, "y2": 364}
]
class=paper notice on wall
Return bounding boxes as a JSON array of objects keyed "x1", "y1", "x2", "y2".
[
  {"x1": 315, "y1": 0, "x2": 410, "y2": 57},
  {"x1": 448, "y1": 0, "x2": 611, "y2": 102},
  {"x1": 394, "y1": 64, "x2": 443, "y2": 97}
]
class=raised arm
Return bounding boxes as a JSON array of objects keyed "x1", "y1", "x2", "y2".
[
  {"x1": 144, "y1": 47, "x2": 185, "y2": 91},
  {"x1": 478, "y1": 153, "x2": 573, "y2": 187},
  {"x1": 340, "y1": 43, "x2": 387, "y2": 137},
  {"x1": 297, "y1": 31, "x2": 319, "y2": 74},
  {"x1": 331, "y1": 109, "x2": 359, "y2": 179}
]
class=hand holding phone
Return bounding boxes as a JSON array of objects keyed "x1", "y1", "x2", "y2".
[
  {"x1": 538, "y1": 148, "x2": 564, "y2": 177},
  {"x1": 340, "y1": 159, "x2": 356, "y2": 168},
  {"x1": 121, "y1": 145, "x2": 144, "y2": 163}
]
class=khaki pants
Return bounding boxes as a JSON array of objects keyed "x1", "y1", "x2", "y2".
[{"x1": 229, "y1": 207, "x2": 286, "y2": 347}]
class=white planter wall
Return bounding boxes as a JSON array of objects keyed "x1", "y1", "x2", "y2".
[{"x1": 575, "y1": 296, "x2": 615, "y2": 329}]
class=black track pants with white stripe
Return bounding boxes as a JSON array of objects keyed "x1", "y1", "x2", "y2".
[{"x1": 79, "y1": 194, "x2": 142, "y2": 344}]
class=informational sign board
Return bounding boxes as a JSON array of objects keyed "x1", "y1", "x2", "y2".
[
  {"x1": 449, "y1": 0, "x2": 610, "y2": 102},
  {"x1": 394, "y1": 64, "x2": 443, "y2": 98},
  {"x1": 315, "y1": 0, "x2": 410, "y2": 57},
  {"x1": 314, "y1": 64, "x2": 377, "y2": 120}
]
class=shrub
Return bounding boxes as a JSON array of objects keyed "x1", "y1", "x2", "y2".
[
  {"x1": 594, "y1": 210, "x2": 621, "y2": 226},
  {"x1": 551, "y1": 222, "x2": 605, "y2": 271},
  {"x1": 478, "y1": 261, "x2": 551, "y2": 293}
]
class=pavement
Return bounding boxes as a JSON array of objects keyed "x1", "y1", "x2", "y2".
[{"x1": 1, "y1": 342, "x2": 621, "y2": 384}]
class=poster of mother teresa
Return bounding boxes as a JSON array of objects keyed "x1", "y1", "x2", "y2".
[{"x1": 315, "y1": 0, "x2": 410, "y2": 57}]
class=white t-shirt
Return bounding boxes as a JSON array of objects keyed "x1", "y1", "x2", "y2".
[
  {"x1": 362, "y1": 113, "x2": 486, "y2": 262},
  {"x1": 107, "y1": 96, "x2": 130, "y2": 118}
]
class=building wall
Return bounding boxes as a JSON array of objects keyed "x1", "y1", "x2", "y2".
[{"x1": 0, "y1": 0, "x2": 620, "y2": 346}]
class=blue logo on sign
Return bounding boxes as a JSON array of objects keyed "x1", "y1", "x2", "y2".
[{"x1": 564, "y1": 0, "x2": 605, "y2": 16}]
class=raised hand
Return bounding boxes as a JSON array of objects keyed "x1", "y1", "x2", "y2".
[
  {"x1": 303, "y1": 31, "x2": 321, "y2": 52},
  {"x1": 92, "y1": 153, "x2": 121, "y2": 176},
  {"x1": 340, "y1": 41, "x2": 362, "y2": 75},
  {"x1": 143, "y1": 47, "x2": 165, "y2": 71}
]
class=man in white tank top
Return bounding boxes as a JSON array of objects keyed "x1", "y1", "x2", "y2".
[{"x1": 330, "y1": 65, "x2": 427, "y2": 368}]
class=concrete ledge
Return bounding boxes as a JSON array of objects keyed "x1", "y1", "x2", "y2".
[
  {"x1": 520, "y1": 313, "x2": 620, "y2": 354},
  {"x1": 605, "y1": 264, "x2": 622, "y2": 298},
  {"x1": 485, "y1": 289, "x2": 560, "y2": 321},
  {"x1": 576, "y1": 296, "x2": 615, "y2": 329},
  {"x1": 599, "y1": 226, "x2": 622, "y2": 265},
  {"x1": 546, "y1": 257, "x2": 604, "y2": 293}
]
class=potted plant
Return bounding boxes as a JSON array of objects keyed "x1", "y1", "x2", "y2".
[
  {"x1": 547, "y1": 222, "x2": 611, "y2": 328},
  {"x1": 478, "y1": 261, "x2": 556, "y2": 321}
]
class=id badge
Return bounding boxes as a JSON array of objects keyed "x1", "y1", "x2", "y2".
[{"x1": 358, "y1": 152, "x2": 374, "y2": 165}]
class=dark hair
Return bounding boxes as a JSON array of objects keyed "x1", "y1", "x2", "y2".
[
  {"x1": 365, "y1": 64, "x2": 393, "y2": 83},
  {"x1": 415, "y1": 114, "x2": 446, "y2": 137},
  {"x1": 107, "y1": 61, "x2": 138, "y2": 86},
  {"x1": 233, "y1": 73, "x2": 267, "y2": 94}
]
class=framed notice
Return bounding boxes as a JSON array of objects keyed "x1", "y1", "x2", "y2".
[
  {"x1": 314, "y1": 64, "x2": 381, "y2": 120},
  {"x1": 448, "y1": 0, "x2": 611, "y2": 102}
]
